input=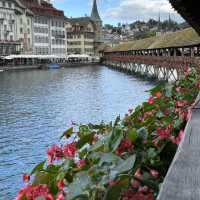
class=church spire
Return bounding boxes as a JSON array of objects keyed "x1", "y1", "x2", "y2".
[{"x1": 91, "y1": 0, "x2": 101, "y2": 22}]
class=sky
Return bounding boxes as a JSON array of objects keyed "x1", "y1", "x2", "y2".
[{"x1": 52, "y1": 0, "x2": 184, "y2": 25}]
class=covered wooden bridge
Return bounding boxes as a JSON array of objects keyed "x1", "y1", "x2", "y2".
[{"x1": 103, "y1": 28, "x2": 200, "y2": 81}]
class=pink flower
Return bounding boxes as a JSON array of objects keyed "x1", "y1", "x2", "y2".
[
  {"x1": 134, "y1": 168, "x2": 143, "y2": 180},
  {"x1": 57, "y1": 192, "x2": 64, "y2": 200},
  {"x1": 15, "y1": 184, "x2": 53, "y2": 200},
  {"x1": 57, "y1": 180, "x2": 65, "y2": 190},
  {"x1": 176, "y1": 87, "x2": 181, "y2": 92},
  {"x1": 175, "y1": 129, "x2": 184, "y2": 145},
  {"x1": 22, "y1": 173, "x2": 30, "y2": 183},
  {"x1": 62, "y1": 142, "x2": 76, "y2": 158},
  {"x1": 156, "y1": 125, "x2": 171, "y2": 139},
  {"x1": 47, "y1": 144, "x2": 63, "y2": 164},
  {"x1": 176, "y1": 100, "x2": 187, "y2": 108},
  {"x1": 147, "y1": 97, "x2": 154, "y2": 104},
  {"x1": 150, "y1": 169, "x2": 159, "y2": 178},
  {"x1": 138, "y1": 186, "x2": 149, "y2": 193},
  {"x1": 170, "y1": 129, "x2": 184, "y2": 145},
  {"x1": 76, "y1": 159, "x2": 85, "y2": 168}
]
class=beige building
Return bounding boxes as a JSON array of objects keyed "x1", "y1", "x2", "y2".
[
  {"x1": 66, "y1": 17, "x2": 96, "y2": 55},
  {"x1": 65, "y1": 0, "x2": 102, "y2": 56}
]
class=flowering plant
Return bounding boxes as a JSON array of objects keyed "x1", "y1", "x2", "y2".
[{"x1": 15, "y1": 66, "x2": 200, "y2": 200}]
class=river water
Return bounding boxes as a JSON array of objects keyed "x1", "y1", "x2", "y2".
[{"x1": 0, "y1": 65, "x2": 154, "y2": 199}]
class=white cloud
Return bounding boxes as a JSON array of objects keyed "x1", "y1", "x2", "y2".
[{"x1": 104, "y1": 0, "x2": 183, "y2": 22}]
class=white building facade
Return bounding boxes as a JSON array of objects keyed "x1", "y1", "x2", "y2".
[{"x1": 20, "y1": 0, "x2": 66, "y2": 56}]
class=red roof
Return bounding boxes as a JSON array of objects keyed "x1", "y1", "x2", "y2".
[{"x1": 20, "y1": 0, "x2": 65, "y2": 17}]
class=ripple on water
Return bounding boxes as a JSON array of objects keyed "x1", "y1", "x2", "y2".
[{"x1": 0, "y1": 65, "x2": 155, "y2": 199}]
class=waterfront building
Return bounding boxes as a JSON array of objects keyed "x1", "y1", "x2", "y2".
[
  {"x1": 0, "y1": 0, "x2": 34, "y2": 56},
  {"x1": 0, "y1": 1, "x2": 20, "y2": 55},
  {"x1": 20, "y1": 0, "x2": 66, "y2": 56},
  {"x1": 65, "y1": 0, "x2": 103, "y2": 56},
  {"x1": 65, "y1": 17, "x2": 96, "y2": 55}
]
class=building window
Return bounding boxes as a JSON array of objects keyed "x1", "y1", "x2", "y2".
[
  {"x1": 20, "y1": 28, "x2": 23, "y2": 34},
  {"x1": 8, "y1": 2, "x2": 11, "y2": 8},
  {"x1": 2, "y1": 1, "x2": 5, "y2": 7},
  {"x1": 27, "y1": 19, "x2": 30, "y2": 25},
  {"x1": 20, "y1": 18, "x2": 23, "y2": 25}
]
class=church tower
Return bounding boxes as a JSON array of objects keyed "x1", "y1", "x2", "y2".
[
  {"x1": 91, "y1": 0, "x2": 103, "y2": 53},
  {"x1": 91, "y1": 0, "x2": 102, "y2": 24}
]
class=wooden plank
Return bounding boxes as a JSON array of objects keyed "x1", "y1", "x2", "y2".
[{"x1": 157, "y1": 94, "x2": 200, "y2": 200}]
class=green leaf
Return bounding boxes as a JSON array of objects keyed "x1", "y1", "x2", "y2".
[
  {"x1": 61, "y1": 159, "x2": 74, "y2": 171},
  {"x1": 76, "y1": 133, "x2": 93, "y2": 149},
  {"x1": 110, "y1": 155, "x2": 136, "y2": 179},
  {"x1": 67, "y1": 172, "x2": 91, "y2": 199},
  {"x1": 137, "y1": 127, "x2": 148, "y2": 140},
  {"x1": 89, "y1": 132, "x2": 112, "y2": 152},
  {"x1": 36, "y1": 197, "x2": 45, "y2": 200},
  {"x1": 127, "y1": 129, "x2": 137, "y2": 142},
  {"x1": 60, "y1": 127, "x2": 73, "y2": 139},
  {"x1": 31, "y1": 160, "x2": 46, "y2": 175},
  {"x1": 165, "y1": 85, "x2": 173, "y2": 97}
]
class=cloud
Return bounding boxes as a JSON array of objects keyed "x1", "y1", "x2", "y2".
[{"x1": 104, "y1": 0, "x2": 183, "y2": 22}]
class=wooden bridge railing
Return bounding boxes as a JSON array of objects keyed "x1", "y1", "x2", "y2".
[
  {"x1": 104, "y1": 55, "x2": 200, "y2": 69},
  {"x1": 103, "y1": 55, "x2": 200, "y2": 81}
]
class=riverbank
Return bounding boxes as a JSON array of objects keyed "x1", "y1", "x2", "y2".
[{"x1": 0, "y1": 62, "x2": 100, "y2": 72}]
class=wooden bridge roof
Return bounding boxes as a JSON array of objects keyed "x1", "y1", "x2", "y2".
[
  {"x1": 107, "y1": 28, "x2": 200, "y2": 52},
  {"x1": 169, "y1": 0, "x2": 200, "y2": 35}
]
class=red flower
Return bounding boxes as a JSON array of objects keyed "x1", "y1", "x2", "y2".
[
  {"x1": 57, "y1": 180, "x2": 65, "y2": 190},
  {"x1": 154, "y1": 92, "x2": 161, "y2": 98},
  {"x1": 131, "y1": 179, "x2": 141, "y2": 189},
  {"x1": 22, "y1": 173, "x2": 30, "y2": 183},
  {"x1": 156, "y1": 128, "x2": 170, "y2": 139},
  {"x1": 197, "y1": 81, "x2": 200, "y2": 89},
  {"x1": 116, "y1": 138, "x2": 133, "y2": 156},
  {"x1": 138, "y1": 186, "x2": 149, "y2": 193},
  {"x1": 15, "y1": 184, "x2": 53, "y2": 200},
  {"x1": 150, "y1": 169, "x2": 159, "y2": 178},
  {"x1": 62, "y1": 142, "x2": 76, "y2": 158},
  {"x1": 176, "y1": 100, "x2": 187, "y2": 108},
  {"x1": 76, "y1": 159, "x2": 85, "y2": 168},
  {"x1": 47, "y1": 144, "x2": 63, "y2": 164},
  {"x1": 147, "y1": 97, "x2": 154, "y2": 104}
]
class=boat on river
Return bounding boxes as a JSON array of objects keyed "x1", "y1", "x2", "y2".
[
  {"x1": 0, "y1": 70, "x2": 4, "y2": 72},
  {"x1": 47, "y1": 63, "x2": 61, "y2": 69}
]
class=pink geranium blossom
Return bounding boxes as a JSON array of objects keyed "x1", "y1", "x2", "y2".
[
  {"x1": 147, "y1": 97, "x2": 154, "y2": 104},
  {"x1": 76, "y1": 159, "x2": 85, "y2": 168},
  {"x1": 62, "y1": 142, "x2": 76, "y2": 158},
  {"x1": 47, "y1": 144, "x2": 63, "y2": 164},
  {"x1": 15, "y1": 184, "x2": 53, "y2": 200}
]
